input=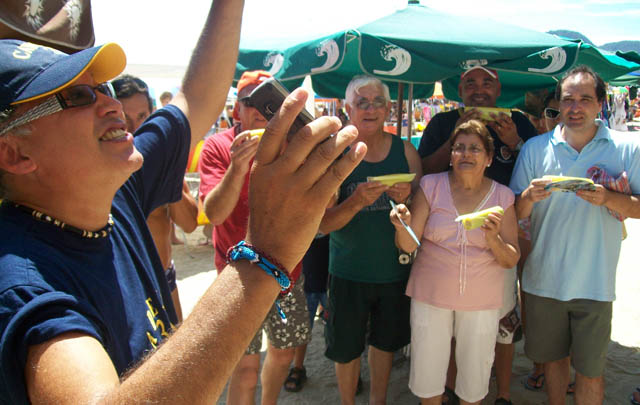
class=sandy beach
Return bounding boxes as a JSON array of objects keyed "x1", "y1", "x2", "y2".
[{"x1": 174, "y1": 152, "x2": 640, "y2": 404}]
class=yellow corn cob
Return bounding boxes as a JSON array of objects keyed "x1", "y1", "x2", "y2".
[
  {"x1": 542, "y1": 175, "x2": 595, "y2": 192},
  {"x1": 455, "y1": 206, "x2": 504, "y2": 230},
  {"x1": 463, "y1": 107, "x2": 512, "y2": 121},
  {"x1": 366, "y1": 173, "x2": 416, "y2": 187},
  {"x1": 542, "y1": 175, "x2": 594, "y2": 183},
  {"x1": 249, "y1": 129, "x2": 265, "y2": 139}
]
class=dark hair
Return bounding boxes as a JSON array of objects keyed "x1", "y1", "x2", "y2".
[
  {"x1": 555, "y1": 65, "x2": 606, "y2": 102},
  {"x1": 111, "y1": 74, "x2": 154, "y2": 113},
  {"x1": 159, "y1": 91, "x2": 173, "y2": 101},
  {"x1": 451, "y1": 120, "x2": 495, "y2": 157},
  {"x1": 544, "y1": 91, "x2": 556, "y2": 108}
]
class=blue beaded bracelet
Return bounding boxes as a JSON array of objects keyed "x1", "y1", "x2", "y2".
[{"x1": 226, "y1": 240, "x2": 292, "y2": 323}]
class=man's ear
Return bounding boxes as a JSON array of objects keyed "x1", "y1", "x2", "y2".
[{"x1": 0, "y1": 137, "x2": 37, "y2": 174}]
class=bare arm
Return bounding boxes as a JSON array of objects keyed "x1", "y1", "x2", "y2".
[
  {"x1": 169, "y1": 181, "x2": 198, "y2": 233},
  {"x1": 25, "y1": 89, "x2": 367, "y2": 404},
  {"x1": 203, "y1": 132, "x2": 259, "y2": 225},
  {"x1": 319, "y1": 181, "x2": 388, "y2": 234},
  {"x1": 169, "y1": 0, "x2": 243, "y2": 150},
  {"x1": 483, "y1": 205, "x2": 520, "y2": 268},
  {"x1": 576, "y1": 185, "x2": 640, "y2": 219}
]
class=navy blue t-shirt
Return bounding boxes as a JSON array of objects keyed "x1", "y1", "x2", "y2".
[
  {"x1": 417, "y1": 109, "x2": 537, "y2": 186},
  {"x1": 0, "y1": 105, "x2": 190, "y2": 404}
]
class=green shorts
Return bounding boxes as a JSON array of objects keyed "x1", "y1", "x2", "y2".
[
  {"x1": 324, "y1": 275, "x2": 410, "y2": 363},
  {"x1": 523, "y1": 292, "x2": 612, "y2": 377}
]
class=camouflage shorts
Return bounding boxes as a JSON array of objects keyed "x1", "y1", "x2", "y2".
[{"x1": 246, "y1": 274, "x2": 311, "y2": 354}]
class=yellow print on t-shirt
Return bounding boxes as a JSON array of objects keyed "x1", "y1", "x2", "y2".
[{"x1": 145, "y1": 297, "x2": 170, "y2": 349}]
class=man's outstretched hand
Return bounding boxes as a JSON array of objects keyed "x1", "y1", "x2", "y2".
[{"x1": 247, "y1": 88, "x2": 366, "y2": 271}]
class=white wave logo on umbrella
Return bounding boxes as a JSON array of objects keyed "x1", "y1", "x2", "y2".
[
  {"x1": 373, "y1": 45, "x2": 411, "y2": 76},
  {"x1": 311, "y1": 39, "x2": 340, "y2": 73},
  {"x1": 263, "y1": 52, "x2": 284, "y2": 76},
  {"x1": 528, "y1": 47, "x2": 567, "y2": 74},
  {"x1": 461, "y1": 59, "x2": 489, "y2": 70}
]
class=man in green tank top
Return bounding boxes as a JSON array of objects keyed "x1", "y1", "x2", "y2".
[{"x1": 320, "y1": 75, "x2": 423, "y2": 405}]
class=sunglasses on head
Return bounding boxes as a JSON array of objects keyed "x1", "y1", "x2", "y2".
[
  {"x1": 0, "y1": 83, "x2": 116, "y2": 136},
  {"x1": 544, "y1": 107, "x2": 560, "y2": 119}
]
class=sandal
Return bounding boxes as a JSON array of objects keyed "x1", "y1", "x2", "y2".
[
  {"x1": 631, "y1": 386, "x2": 640, "y2": 405},
  {"x1": 495, "y1": 399, "x2": 513, "y2": 405},
  {"x1": 567, "y1": 381, "x2": 575, "y2": 395},
  {"x1": 523, "y1": 372, "x2": 545, "y2": 391},
  {"x1": 283, "y1": 366, "x2": 307, "y2": 392}
]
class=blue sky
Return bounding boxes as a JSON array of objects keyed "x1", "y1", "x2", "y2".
[{"x1": 93, "y1": 0, "x2": 640, "y2": 66}]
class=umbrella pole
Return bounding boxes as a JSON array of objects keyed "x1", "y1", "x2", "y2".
[
  {"x1": 407, "y1": 83, "x2": 414, "y2": 140},
  {"x1": 396, "y1": 83, "x2": 404, "y2": 137}
]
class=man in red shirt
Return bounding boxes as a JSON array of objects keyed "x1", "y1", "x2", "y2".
[{"x1": 198, "y1": 71, "x2": 310, "y2": 405}]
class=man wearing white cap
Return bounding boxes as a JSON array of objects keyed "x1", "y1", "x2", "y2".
[
  {"x1": 417, "y1": 65, "x2": 538, "y2": 405},
  {"x1": 0, "y1": 1, "x2": 366, "y2": 403}
]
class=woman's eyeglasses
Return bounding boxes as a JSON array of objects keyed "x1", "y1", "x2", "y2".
[
  {"x1": 544, "y1": 107, "x2": 560, "y2": 119},
  {"x1": 452, "y1": 143, "x2": 485, "y2": 155}
]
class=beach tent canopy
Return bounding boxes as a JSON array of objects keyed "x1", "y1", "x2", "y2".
[
  {"x1": 235, "y1": 2, "x2": 640, "y2": 108},
  {"x1": 442, "y1": 41, "x2": 640, "y2": 108},
  {"x1": 609, "y1": 71, "x2": 640, "y2": 87},
  {"x1": 235, "y1": 2, "x2": 585, "y2": 102}
]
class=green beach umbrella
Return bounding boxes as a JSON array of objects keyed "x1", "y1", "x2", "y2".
[
  {"x1": 442, "y1": 40, "x2": 640, "y2": 108},
  {"x1": 235, "y1": 2, "x2": 583, "y2": 100}
]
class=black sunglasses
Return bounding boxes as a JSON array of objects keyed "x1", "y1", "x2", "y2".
[
  {"x1": 0, "y1": 83, "x2": 116, "y2": 136},
  {"x1": 544, "y1": 107, "x2": 560, "y2": 119},
  {"x1": 238, "y1": 96, "x2": 255, "y2": 108},
  {"x1": 56, "y1": 83, "x2": 116, "y2": 109}
]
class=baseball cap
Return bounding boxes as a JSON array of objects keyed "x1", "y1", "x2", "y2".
[
  {"x1": 237, "y1": 70, "x2": 272, "y2": 95},
  {"x1": 0, "y1": 39, "x2": 126, "y2": 110},
  {"x1": 461, "y1": 66, "x2": 498, "y2": 80}
]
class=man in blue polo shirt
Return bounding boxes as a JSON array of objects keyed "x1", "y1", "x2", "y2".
[{"x1": 510, "y1": 65, "x2": 640, "y2": 405}]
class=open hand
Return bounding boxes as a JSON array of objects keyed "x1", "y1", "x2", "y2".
[{"x1": 246, "y1": 88, "x2": 366, "y2": 271}]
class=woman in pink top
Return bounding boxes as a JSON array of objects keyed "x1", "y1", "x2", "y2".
[{"x1": 390, "y1": 120, "x2": 519, "y2": 405}]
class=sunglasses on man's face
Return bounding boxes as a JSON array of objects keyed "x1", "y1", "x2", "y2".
[
  {"x1": 544, "y1": 107, "x2": 560, "y2": 119},
  {"x1": 0, "y1": 83, "x2": 116, "y2": 136},
  {"x1": 238, "y1": 96, "x2": 256, "y2": 109},
  {"x1": 56, "y1": 83, "x2": 116, "y2": 108}
]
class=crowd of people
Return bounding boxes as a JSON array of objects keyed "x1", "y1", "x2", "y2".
[{"x1": 0, "y1": 1, "x2": 639, "y2": 404}]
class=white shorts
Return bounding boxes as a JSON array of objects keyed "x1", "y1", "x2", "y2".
[
  {"x1": 497, "y1": 267, "x2": 521, "y2": 344},
  {"x1": 409, "y1": 300, "x2": 499, "y2": 403}
]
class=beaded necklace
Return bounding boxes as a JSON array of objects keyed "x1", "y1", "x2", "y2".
[{"x1": 8, "y1": 201, "x2": 114, "y2": 239}]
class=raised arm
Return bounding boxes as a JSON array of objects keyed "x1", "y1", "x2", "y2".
[
  {"x1": 169, "y1": 0, "x2": 244, "y2": 150},
  {"x1": 202, "y1": 131, "x2": 259, "y2": 225},
  {"x1": 26, "y1": 89, "x2": 366, "y2": 403}
]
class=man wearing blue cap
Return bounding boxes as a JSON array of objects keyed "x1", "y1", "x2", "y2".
[{"x1": 0, "y1": 1, "x2": 367, "y2": 403}]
